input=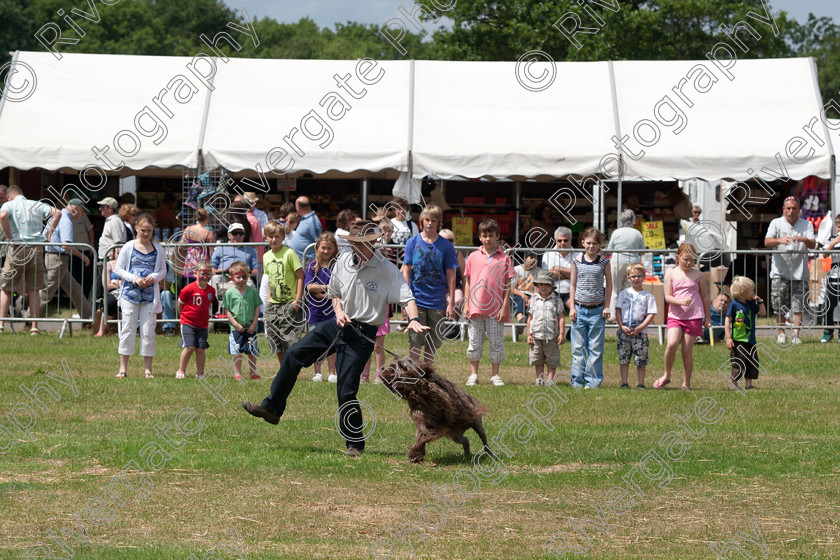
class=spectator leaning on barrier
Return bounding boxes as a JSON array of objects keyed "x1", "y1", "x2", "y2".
[
  {"x1": 69, "y1": 197, "x2": 95, "y2": 297},
  {"x1": 210, "y1": 223, "x2": 259, "y2": 310},
  {"x1": 541, "y1": 226, "x2": 574, "y2": 310},
  {"x1": 700, "y1": 292, "x2": 730, "y2": 344},
  {"x1": 607, "y1": 209, "x2": 646, "y2": 320},
  {"x1": 0, "y1": 186, "x2": 61, "y2": 334},
  {"x1": 763, "y1": 197, "x2": 815, "y2": 345},
  {"x1": 33, "y1": 201, "x2": 92, "y2": 322},
  {"x1": 237, "y1": 192, "x2": 264, "y2": 261},
  {"x1": 289, "y1": 196, "x2": 322, "y2": 262},
  {"x1": 97, "y1": 197, "x2": 125, "y2": 262}
]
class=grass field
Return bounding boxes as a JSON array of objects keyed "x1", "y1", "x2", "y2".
[{"x1": 1, "y1": 329, "x2": 838, "y2": 559}]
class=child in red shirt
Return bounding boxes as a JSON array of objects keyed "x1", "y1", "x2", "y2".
[{"x1": 177, "y1": 261, "x2": 216, "y2": 379}]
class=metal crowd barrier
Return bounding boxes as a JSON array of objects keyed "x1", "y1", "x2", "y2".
[
  {"x1": 102, "y1": 241, "x2": 270, "y2": 332},
  {"x1": 91, "y1": 235, "x2": 840, "y2": 345},
  {"x1": 0, "y1": 241, "x2": 97, "y2": 337}
]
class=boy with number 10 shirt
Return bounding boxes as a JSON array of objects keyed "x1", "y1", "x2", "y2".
[{"x1": 177, "y1": 261, "x2": 216, "y2": 380}]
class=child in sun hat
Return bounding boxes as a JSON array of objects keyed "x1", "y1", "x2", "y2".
[{"x1": 526, "y1": 269, "x2": 565, "y2": 385}]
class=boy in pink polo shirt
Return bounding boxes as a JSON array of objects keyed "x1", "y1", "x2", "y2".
[{"x1": 463, "y1": 219, "x2": 515, "y2": 386}]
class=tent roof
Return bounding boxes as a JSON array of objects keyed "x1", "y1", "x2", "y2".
[
  {"x1": 0, "y1": 52, "x2": 832, "y2": 183},
  {"x1": 202, "y1": 58, "x2": 410, "y2": 175},
  {"x1": 612, "y1": 58, "x2": 832, "y2": 182},
  {"x1": 0, "y1": 52, "x2": 207, "y2": 171}
]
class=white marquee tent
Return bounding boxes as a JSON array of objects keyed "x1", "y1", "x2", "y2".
[{"x1": 0, "y1": 52, "x2": 835, "y2": 212}]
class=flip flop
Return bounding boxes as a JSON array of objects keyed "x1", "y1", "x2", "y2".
[{"x1": 653, "y1": 377, "x2": 670, "y2": 389}]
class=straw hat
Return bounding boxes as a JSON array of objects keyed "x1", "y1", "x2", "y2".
[{"x1": 338, "y1": 220, "x2": 382, "y2": 243}]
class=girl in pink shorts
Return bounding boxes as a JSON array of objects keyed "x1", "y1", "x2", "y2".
[{"x1": 654, "y1": 243, "x2": 710, "y2": 390}]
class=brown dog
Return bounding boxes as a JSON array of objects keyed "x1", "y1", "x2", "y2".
[{"x1": 379, "y1": 358, "x2": 492, "y2": 463}]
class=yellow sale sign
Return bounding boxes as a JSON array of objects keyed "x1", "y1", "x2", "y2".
[
  {"x1": 452, "y1": 217, "x2": 474, "y2": 247},
  {"x1": 643, "y1": 220, "x2": 666, "y2": 250}
]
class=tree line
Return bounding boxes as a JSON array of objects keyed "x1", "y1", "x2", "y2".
[{"x1": 1, "y1": 0, "x2": 837, "y2": 113}]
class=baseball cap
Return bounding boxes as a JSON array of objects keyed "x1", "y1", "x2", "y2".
[
  {"x1": 228, "y1": 223, "x2": 245, "y2": 234},
  {"x1": 98, "y1": 197, "x2": 118, "y2": 209}
]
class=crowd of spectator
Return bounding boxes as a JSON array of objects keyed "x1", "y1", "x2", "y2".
[{"x1": 1, "y1": 184, "x2": 838, "y2": 391}]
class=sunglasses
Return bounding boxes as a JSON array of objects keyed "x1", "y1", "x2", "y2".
[{"x1": 230, "y1": 232, "x2": 245, "y2": 236}]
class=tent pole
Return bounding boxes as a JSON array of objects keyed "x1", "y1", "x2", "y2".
[
  {"x1": 608, "y1": 60, "x2": 624, "y2": 229},
  {"x1": 361, "y1": 178, "x2": 368, "y2": 219},
  {"x1": 617, "y1": 176, "x2": 623, "y2": 230},
  {"x1": 515, "y1": 180, "x2": 522, "y2": 244},
  {"x1": 832, "y1": 155, "x2": 837, "y2": 219}
]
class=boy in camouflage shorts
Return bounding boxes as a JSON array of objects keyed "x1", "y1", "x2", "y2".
[{"x1": 614, "y1": 263, "x2": 658, "y2": 389}]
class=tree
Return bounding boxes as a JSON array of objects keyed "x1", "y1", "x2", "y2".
[
  {"x1": 789, "y1": 14, "x2": 840, "y2": 117},
  {"x1": 430, "y1": 0, "x2": 797, "y2": 62}
]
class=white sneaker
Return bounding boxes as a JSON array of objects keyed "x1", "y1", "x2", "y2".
[
  {"x1": 175, "y1": 371, "x2": 185, "y2": 379},
  {"x1": 328, "y1": 374, "x2": 338, "y2": 383},
  {"x1": 791, "y1": 335, "x2": 802, "y2": 345},
  {"x1": 466, "y1": 374, "x2": 479, "y2": 386},
  {"x1": 490, "y1": 375, "x2": 505, "y2": 386},
  {"x1": 535, "y1": 377, "x2": 545, "y2": 386},
  {"x1": 312, "y1": 373, "x2": 323, "y2": 382},
  {"x1": 776, "y1": 333, "x2": 787, "y2": 344}
]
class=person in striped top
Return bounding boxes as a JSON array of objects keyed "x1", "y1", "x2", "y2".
[{"x1": 569, "y1": 227, "x2": 612, "y2": 389}]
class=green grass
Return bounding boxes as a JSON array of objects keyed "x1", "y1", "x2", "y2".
[{"x1": 0, "y1": 331, "x2": 838, "y2": 559}]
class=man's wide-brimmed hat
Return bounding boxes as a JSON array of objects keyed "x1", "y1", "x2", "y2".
[{"x1": 339, "y1": 220, "x2": 382, "y2": 243}]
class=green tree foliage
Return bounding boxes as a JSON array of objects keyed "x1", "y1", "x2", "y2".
[
  {"x1": 0, "y1": 0, "x2": 430, "y2": 66},
  {"x1": 789, "y1": 14, "x2": 840, "y2": 114},
  {"x1": 427, "y1": 0, "x2": 840, "y2": 110},
  {"x1": 429, "y1": 0, "x2": 796, "y2": 61}
]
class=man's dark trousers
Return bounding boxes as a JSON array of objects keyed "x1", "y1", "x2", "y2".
[{"x1": 261, "y1": 318, "x2": 377, "y2": 449}]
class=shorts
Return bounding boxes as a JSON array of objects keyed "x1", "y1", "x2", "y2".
[
  {"x1": 529, "y1": 338, "x2": 560, "y2": 368},
  {"x1": 264, "y1": 301, "x2": 304, "y2": 354},
  {"x1": 771, "y1": 278, "x2": 806, "y2": 314},
  {"x1": 1, "y1": 245, "x2": 45, "y2": 293},
  {"x1": 617, "y1": 331, "x2": 650, "y2": 366},
  {"x1": 180, "y1": 324, "x2": 209, "y2": 349},
  {"x1": 731, "y1": 341, "x2": 760, "y2": 380},
  {"x1": 667, "y1": 317, "x2": 703, "y2": 337},
  {"x1": 408, "y1": 306, "x2": 447, "y2": 350},
  {"x1": 229, "y1": 330, "x2": 258, "y2": 355},
  {"x1": 467, "y1": 315, "x2": 505, "y2": 363}
]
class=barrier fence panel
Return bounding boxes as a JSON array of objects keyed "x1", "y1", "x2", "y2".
[
  {"x1": 0, "y1": 241, "x2": 97, "y2": 336},
  {"x1": 91, "y1": 237, "x2": 840, "y2": 346}
]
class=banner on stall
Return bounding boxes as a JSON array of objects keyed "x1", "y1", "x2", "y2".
[{"x1": 643, "y1": 220, "x2": 666, "y2": 250}]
